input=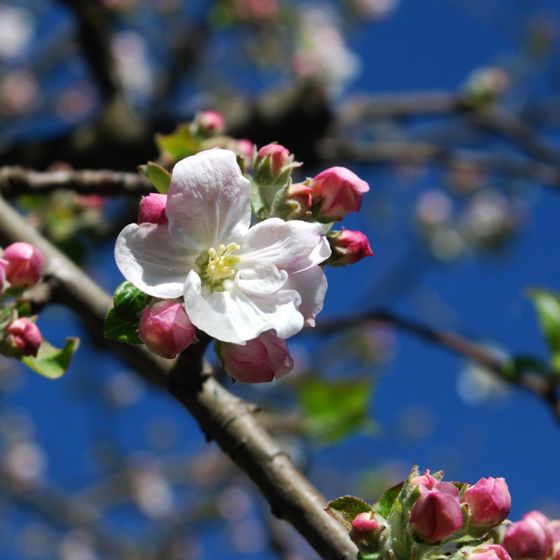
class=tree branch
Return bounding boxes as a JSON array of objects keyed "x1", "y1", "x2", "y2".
[{"x1": 0, "y1": 196, "x2": 357, "y2": 560}]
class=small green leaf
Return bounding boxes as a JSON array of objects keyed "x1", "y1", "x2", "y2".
[
  {"x1": 298, "y1": 378, "x2": 374, "y2": 443},
  {"x1": 375, "y1": 482, "x2": 403, "y2": 518},
  {"x1": 155, "y1": 123, "x2": 198, "y2": 161},
  {"x1": 22, "y1": 338, "x2": 79, "y2": 379},
  {"x1": 104, "y1": 307, "x2": 142, "y2": 344},
  {"x1": 138, "y1": 161, "x2": 171, "y2": 194},
  {"x1": 501, "y1": 355, "x2": 550, "y2": 380},
  {"x1": 113, "y1": 282, "x2": 152, "y2": 320},
  {"x1": 326, "y1": 495, "x2": 373, "y2": 532},
  {"x1": 528, "y1": 289, "x2": 560, "y2": 371}
]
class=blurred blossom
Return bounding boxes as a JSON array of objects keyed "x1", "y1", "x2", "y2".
[
  {"x1": 112, "y1": 31, "x2": 154, "y2": 98},
  {"x1": 429, "y1": 226, "x2": 466, "y2": 261},
  {"x1": 0, "y1": 71, "x2": 38, "y2": 115},
  {"x1": 397, "y1": 405, "x2": 435, "y2": 441},
  {"x1": 188, "y1": 447, "x2": 231, "y2": 488},
  {"x1": 55, "y1": 82, "x2": 96, "y2": 122},
  {"x1": 0, "y1": 6, "x2": 33, "y2": 60},
  {"x1": 217, "y1": 486, "x2": 252, "y2": 520},
  {"x1": 5, "y1": 441, "x2": 47, "y2": 485},
  {"x1": 354, "y1": 0, "x2": 399, "y2": 21},
  {"x1": 230, "y1": 518, "x2": 266, "y2": 553},
  {"x1": 416, "y1": 190, "x2": 453, "y2": 228},
  {"x1": 457, "y1": 348, "x2": 511, "y2": 405},
  {"x1": 446, "y1": 163, "x2": 486, "y2": 195},
  {"x1": 293, "y1": 8, "x2": 360, "y2": 96},
  {"x1": 103, "y1": 371, "x2": 145, "y2": 407},
  {"x1": 233, "y1": 0, "x2": 279, "y2": 23},
  {"x1": 59, "y1": 531, "x2": 98, "y2": 560},
  {"x1": 130, "y1": 462, "x2": 174, "y2": 519}
]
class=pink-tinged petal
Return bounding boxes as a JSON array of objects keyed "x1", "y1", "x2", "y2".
[
  {"x1": 166, "y1": 148, "x2": 251, "y2": 248},
  {"x1": 183, "y1": 270, "x2": 303, "y2": 343},
  {"x1": 239, "y1": 218, "x2": 331, "y2": 273},
  {"x1": 284, "y1": 266, "x2": 327, "y2": 327},
  {"x1": 115, "y1": 223, "x2": 196, "y2": 299}
]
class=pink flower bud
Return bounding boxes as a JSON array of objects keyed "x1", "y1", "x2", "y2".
[
  {"x1": 503, "y1": 512, "x2": 553, "y2": 560},
  {"x1": 352, "y1": 512, "x2": 380, "y2": 535},
  {"x1": 0, "y1": 258, "x2": 7, "y2": 291},
  {"x1": 235, "y1": 139, "x2": 255, "y2": 162},
  {"x1": 218, "y1": 330, "x2": 294, "y2": 383},
  {"x1": 139, "y1": 301, "x2": 196, "y2": 359},
  {"x1": 410, "y1": 483, "x2": 463, "y2": 543},
  {"x1": 328, "y1": 230, "x2": 373, "y2": 266},
  {"x1": 138, "y1": 193, "x2": 168, "y2": 225},
  {"x1": 410, "y1": 470, "x2": 439, "y2": 492},
  {"x1": 256, "y1": 143, "x2": 292, "y2": 175},
  {"x1": 310, "y1": 167, "x2": 369, "y2": 221},
  {"x1": 194, "y1": 110, "x2": 225, "y2": 135},
  {"x1": 468, "y1": 544, "x2": 512, "y2": 560},
  {"x1": 3, "y1": 242, "x2": 45, "y2": 288},
  {"x1": 5, "y1": 318, "x2": 42, "y2": 357},
  {"x1": 464, "y1": 477, "x2": 511, "y2": 527}
]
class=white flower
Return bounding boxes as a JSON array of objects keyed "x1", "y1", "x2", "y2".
[{"x1": 115, "y1": 149, "x2": 330, "y2": 344}]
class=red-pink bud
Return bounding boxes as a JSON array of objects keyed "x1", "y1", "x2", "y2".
[
  {"x1": 139, "y1": 301, "x2": 196, "y2": 359},
  {"x1": 257, "y1": 143, "x2": 292, "y2": 175},
  {"x1": 194, "y1": 110, "x2": 225, "y2": 135},
  {"x1": 410, "y1": 483, "x2": 463, "y2": 543},
  {"x1": 3, "y1": 242, "x2": 45, "y2": 288},
  {"x1": 311, "y1": 166, "x2": 369, "y2": 221},
  {"x1": 503, "y1": 512, "x2": 553, "y2": 560},
  {"x1": 464, "y1": 477, "x2": 511, "y2": 527},
  {"x1": 468, "y1": 544, "x2": 512, "y2": 560},
  {"x1": 5, "y1": 318, "x2": 42, "y2": 357},
  {"x1": 410, "y1": 470, "x2": 439, "y2": 492},
  {"x1": 218, "y1": 330, "x2": 294, "y2": 383},
  {"x1": 329, "y1": 230, "x2": 373, "y2": 266},
  {"x1": 235, "y1": 139, "x2": 255, "y2": 161},
  {"x1": 138, "y1": 194, "x2": 168, "y2": 225},
  {"x1": 352, "y1": 512, "x2": 380, "y2": 535}
]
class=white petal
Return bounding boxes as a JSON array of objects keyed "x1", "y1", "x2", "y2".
[
  {"x1": 166, "y1": 149, "x2": 251, "y2": 247},
  {"x1": 184, "y1": 270, "x2": 304, "y2": 343},
  {"x1": 237, "y1": 264, "x2": 288, "y2": 296},
  {"x1": 239, "y1": 218, "x2": 331, "y2": 273},
  {"x1": 115, "y1": 223, "x2": 195, "y2": 299},
  {"x1": 284, "y1": 266, "x2": 327, "y2": 327}
]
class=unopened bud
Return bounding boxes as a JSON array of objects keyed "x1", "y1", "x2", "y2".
[
  {"x1": 410, "y1": 483, "x2": 463, "y2": 543},
  {"x1": 139, "y1": 301, "x2": 196, "y2": 359},
  {"x1": 503, "y1": 511, "x2": 553, "y2": 560},
  {"x1": 256, "y1": 143, "x2": 293, "y2": 175},
  {"x1": 3, "y1": 242, "x2": 45, "y2": 288},
  {"x1": 217, "y1": 330, "x2": 294, "y2": 383},
  {"x1": 352, "y1": 512, "x2": 380, "y2": 535},
  {"x1": 410, "y1": 470, "x2": 439, "y2": 492},
  {"x1": 310, "y1": 166, "x2": 369, "y2": 222},
  {"x1": 467, "y1": 544, "x2": 512, "y2": 560},
  {"x1": 328, "y1": 230, "x2": 373, "y2": 266},
  {"x1": 284, "y1": 182, "x2": 313, "y2": 219},
  {"x1": 138, "y1": 194, "x2": 168, "y2": 225},
  {"x1": 194, "y1": 110, "x2": 225, "y2": 136},
  {"x1": 5, "y1": 318, "x2": 42, "y2": 357},
  {"x1": 464, "y1": 477, "x2": 511, "y2": 528}
]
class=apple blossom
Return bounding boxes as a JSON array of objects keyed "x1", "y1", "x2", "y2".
[
  {"x1": 328, "y1": 229, "x2": 373, "y2": 266},
  {"x1": 3, "y1": 242, "x2": 45, "y2": 287},
  {"x1": 464, "y1": 477, "x2": 510, "y2": 527},
  {"x1": 5, "y1": 318, "x2": 42, "y2": 357},
  {"x1": 138, "y1": 193, "x2": 168, "y2": 225},
  {"x1": 115, "y1": 148, "x2": 330, "y2": 344},
  {"x1": 256, "y1": 143, "x2": 292, "y2": 175},
  {"x1": 503, "y1": 511, "x2": 553, "y2": 560},
  {"x1": 194, "y1": 110, "x2": 225, "y2": 136},
  {"x1": 217, "y1": 330, "x2": 293, "y2": 383}
]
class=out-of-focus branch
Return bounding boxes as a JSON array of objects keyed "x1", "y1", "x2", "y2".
[
  {"x1": 322, "y1": 139, "x2": 560, "y2": 188},
  {"x1": 314, "y1": 310, "x2": 560, "y2": 421},
  {"x1": 0, "y1": 197, "x2": 357, "y2": 560},
  {"x1": 0, "y1": 167, "x2": 151, "y2": 198},
  {"x1": 0, "y1": 469, "x2": 147, "y2": 560}
]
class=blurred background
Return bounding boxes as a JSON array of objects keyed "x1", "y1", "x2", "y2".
[{"x1": 1, "y1": 0, "x2": 560, "y2": 558}]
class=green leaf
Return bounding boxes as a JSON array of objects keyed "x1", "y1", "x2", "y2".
[
  {"x1": 113, "y1": 281, "x2": 152, "y2": 320},
  {"x1": 104, "y1": 307, "x2": 142, "y2": 344},
  {"x1": 325, "y1": 495, "x2": 373, "y2": 532},
  {"x1": 528, "y1": 289, "x2": 560, "y2": 371},
  {"x1": 22, "y1": 338, "x2": 79, "y2": 379},
  {"x1": 375, "y1": 482, "x2": 403, "y2": 518},
  {"x1": 155, "y1": 123, "x2": 199, "y2": 161},
  {"x1": 138, "y1": 161, "x2": 172, "y2": 194},
  {"x1": 298, "y1": 378, "x2": 374, "y2": 443},
  {"x1": 501, "y1": 355, "x2": 550, "y2": 381}
]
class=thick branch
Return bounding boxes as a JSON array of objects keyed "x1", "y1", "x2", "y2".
[{"x1": 0, "y1": 197, "x2": 356, "y2": 560}]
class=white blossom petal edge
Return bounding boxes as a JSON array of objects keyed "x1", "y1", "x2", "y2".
[{"x1": 115, "y1": 148, "x2": 331, "y2": 344}]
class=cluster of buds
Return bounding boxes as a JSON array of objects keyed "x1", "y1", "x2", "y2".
[
  {"x1": 0, "y1": 242, "x2": 45, "y2": 358},
  {"x1": 503, "y1": 511, "x2": 557, "y2": 560},
  {"x1": 328, "y1": 467, "x2": 514, "y2": 560}
]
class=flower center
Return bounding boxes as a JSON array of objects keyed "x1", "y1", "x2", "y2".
[{"x1": 195, "y1": 243, "x2": 240, "y2": 291}]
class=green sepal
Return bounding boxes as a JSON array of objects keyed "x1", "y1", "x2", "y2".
[
  {"x1": 104, "y1": 308, "x2": 142, "y2": 344},
  {"x1": 375, "y1": 482, "x2": 403, "y2": 518},
  {"x1": 155, "y1": 123, "x2": 199, "y2": 162},
  {"x1": 112, "y1": 281, "x2": 152, "y2": 320},
  {"x1": 138, "y1": 161, "x2": 172, "y2": 194},
  {"x1": 325, "y1": 495, "x2": 373, "y2": 532},
  {"x1": 22, "y1": 338, "x2": 79, "y2": 379}
]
